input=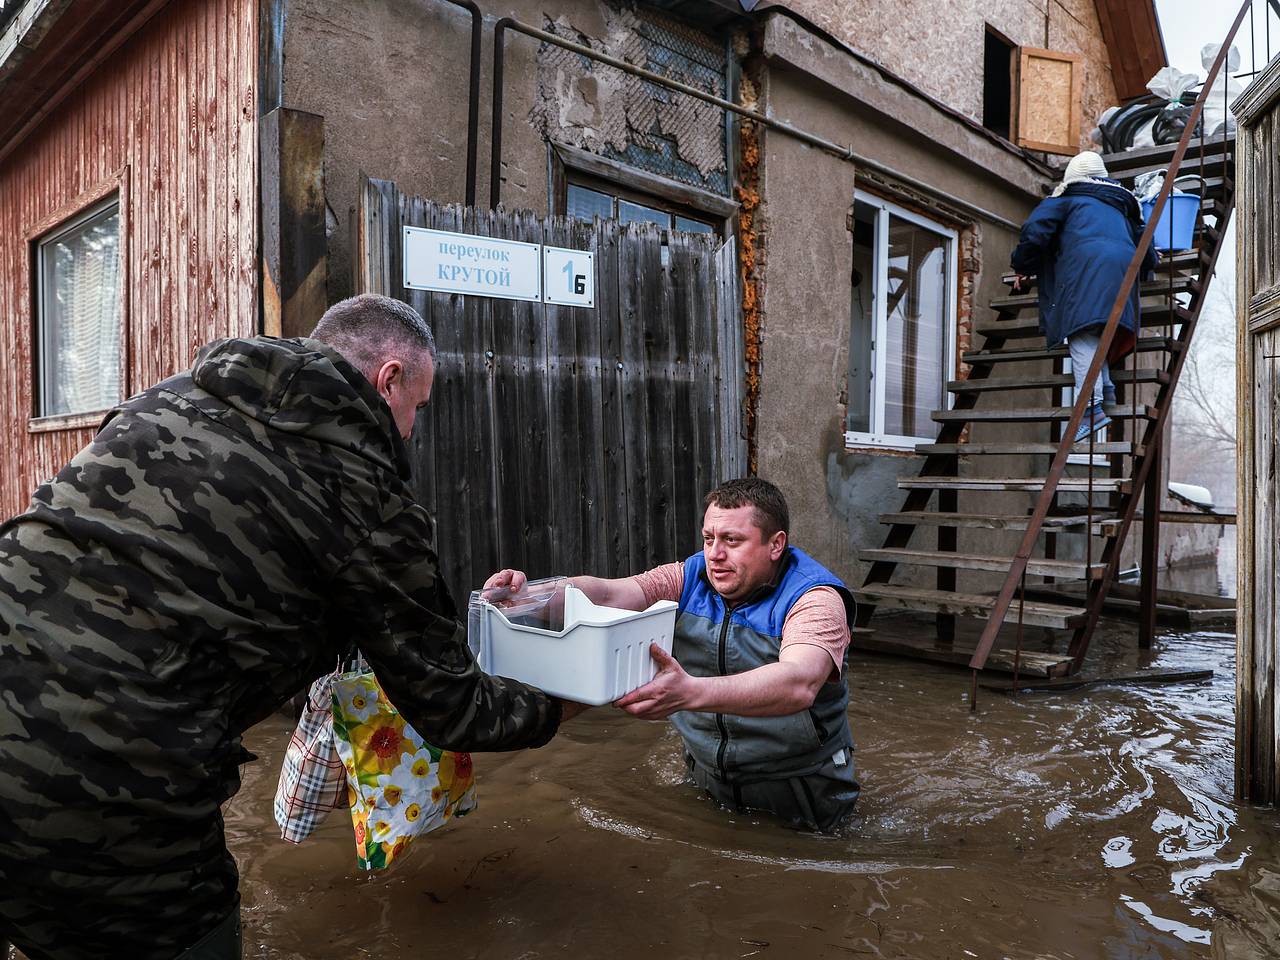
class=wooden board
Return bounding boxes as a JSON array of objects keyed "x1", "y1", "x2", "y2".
[
  {"x1": 1016, "y1": 47, "x2": 1082, "y2": 155},
  {"x1": 359, "y1": 194, "x2": 732, "y2": 600},
  {"x1": 963, "y1": 337, "x2": 1180, "y2": 365},
  {"x1": 853, "y1": 583, "x2": 1086, "y2": 629},
  {"x1": 878, "y1": 511, "x2": 1099, "y2": 532},
  {"x1": 916, "y1": 442, "x2": 1140, "y2": 456},
  {"x1": 898, "y1": 476, "x2": 1128, "y2": 494},
  {"x1": 981, "y1": 668, "x2": 1214, "y2": 694},
  {"x1": 859, "y1": 548, "x2": 1103, "y2": 580},
  {"x1": 850, "y1": 632, "x2": 1076, "y2": 678},
  {"x1": 932, "y1": 405, "x2": 1155, "y2": 423}
]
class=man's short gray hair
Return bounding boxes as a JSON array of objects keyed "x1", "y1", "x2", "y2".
[{"x1": 311, "y1": 294, "x2": 436, "y2": 380}]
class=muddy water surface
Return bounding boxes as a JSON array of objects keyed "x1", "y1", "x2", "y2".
[{"x1": 225, "y1": 619, "x2": 1280, "y2": 959}]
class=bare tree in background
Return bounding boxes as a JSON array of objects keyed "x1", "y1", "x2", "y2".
[
  {"x1": 1170, "y1": 276, "x2": 1237, "y2": 517},
  {"x1": 1178, "y1": 353, "x2": 1237, "y2": 450}
]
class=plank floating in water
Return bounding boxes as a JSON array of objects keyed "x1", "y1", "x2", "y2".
[
  {"x1": 980, "y1": 667, "x2": 1214, "y2": 694},
  {"x1": 850, "y1": 632, "x2": 1075, "y2": 677}
]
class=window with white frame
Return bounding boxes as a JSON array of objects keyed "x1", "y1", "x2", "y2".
[
  {"x1": 845, "y1": 193, "x2": 957, "y2": 450},
  {"x1": 35, "y1": 195, "x2": 123, "y2": 418}
]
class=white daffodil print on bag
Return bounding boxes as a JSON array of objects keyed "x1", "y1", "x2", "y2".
[{"x1": 331, "y1": 666, "x2": 477, "y2": 870}]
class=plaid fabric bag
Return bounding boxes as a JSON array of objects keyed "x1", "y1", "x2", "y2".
[{"x1": 273, "y1": 667, "x2": 348, "y2": 843}]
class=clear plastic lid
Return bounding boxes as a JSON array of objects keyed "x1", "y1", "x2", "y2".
[{"x1": 467, "y1": 576, "x2": 570, "y2": 668}]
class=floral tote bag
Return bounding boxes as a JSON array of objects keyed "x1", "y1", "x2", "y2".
[{"x1": 331, "y1": 662, "x2": 477, "y2": 871}]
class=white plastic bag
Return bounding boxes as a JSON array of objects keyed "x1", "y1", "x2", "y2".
[
  {"x1": 1133, "y1": 171, "x2": 1165, "y2": 204},
  {"x1": 1200, "y1": 42, "x2": 1242, "y2": 138}
]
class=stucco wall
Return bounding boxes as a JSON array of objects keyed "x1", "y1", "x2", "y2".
[{"x1": 780, "y1": 0, "x2": 1119, "y2": 156}]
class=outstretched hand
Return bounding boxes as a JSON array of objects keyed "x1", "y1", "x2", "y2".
[
  {"x1": 614, "y1": 644, "x2": 698, "y2": 720},
  {"x1": 482, "y1": 568, "x2": 527, "y2": 600}
]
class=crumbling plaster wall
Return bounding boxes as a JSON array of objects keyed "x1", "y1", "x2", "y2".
[
  {"x1": 752, "y1": 58, "x2": 1042, "y2": 590},
  {"x1": 283, "y1": 0, "x2": 728, "y2": 308},
  {"x1": 282, "y1": 0, "x2": 619, "y2": 306},
  {"x1": 779, "y1": 0, "x2": 1120, "y2": 156},
  {"x1": 533, "y1": 6, "x2": 729, "y2": 193}
]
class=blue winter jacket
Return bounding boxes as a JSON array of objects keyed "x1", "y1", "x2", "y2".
[{"x1": 1010, "y1": 179, "x2": 1159, "y2": 356}]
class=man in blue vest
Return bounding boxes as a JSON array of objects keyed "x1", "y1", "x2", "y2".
[{"x1": 485, "y1": 478, "x2": 859, "y2": 831}]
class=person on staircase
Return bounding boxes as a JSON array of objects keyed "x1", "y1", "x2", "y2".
[{"x1": 1010, "y1": 150, "x2": 1159, "y2": 442}]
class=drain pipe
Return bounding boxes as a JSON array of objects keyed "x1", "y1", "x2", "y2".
[
  {"x1": 488, "y1": 17, "x2": 1024, "y2": 231},
  {"x1": 442, "y1": 0, "x2": 482, "y2": 206}
]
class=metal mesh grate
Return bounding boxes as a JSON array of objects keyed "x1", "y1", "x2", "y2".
[{"x1": 535, "y1": 3, "x2": 730, "y2": 196}]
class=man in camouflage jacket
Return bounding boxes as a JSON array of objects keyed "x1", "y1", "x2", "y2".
[{"x1": 0, "y1": 295, "x2": 568, "y2": 959}]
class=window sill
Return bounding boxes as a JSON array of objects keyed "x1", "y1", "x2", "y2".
[
  {"x1": 844, "y1": 431, "x2": 928, "y2": 456},
  {"x1": 28, "y1": 411, "x2": 109, "y2": 434},
  {"x1": 1066, "y1": 453, "x2": 1110, "y2": 468}
]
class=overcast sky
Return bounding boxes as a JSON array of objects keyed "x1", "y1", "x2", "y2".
[{"x1": 1155, "y1": 0, "x2": 1279, "y2": 79}]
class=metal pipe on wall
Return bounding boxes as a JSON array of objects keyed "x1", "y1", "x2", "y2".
[
  {"x1": 488, "y1": 16, "x2": 1026, "y2": 232},
  {"x1": 440, "y1": 0, "x2": 483, "y2": 207}
]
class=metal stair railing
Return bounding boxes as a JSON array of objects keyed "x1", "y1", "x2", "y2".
[{"x1": 967, "y1": 0, "x2": 1253, "y2": 704}]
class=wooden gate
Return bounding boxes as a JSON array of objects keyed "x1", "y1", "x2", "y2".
[
  {"x1": 1235, "y1": 58, "x2": 1280, "y2": 803},
  {"x1": 355, "y1": 176, "x2": 745, "y2": 601}
]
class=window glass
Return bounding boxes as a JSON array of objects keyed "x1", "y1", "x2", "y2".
[
  {"x1": 845, "y1": 195, "x2": 955, "y2": 447},
  {"x1": 38, "y1": 200, "x2": 122, "y2": 417},
  {"x1": 846, "y1": 202, "x2": 878, "y2": 434},
  {"x1": 567, "y1": 184, "x2": 614, "y2": 223},
  {"x1": 674, "y1": 215, "x2": 715, "y2": 235},
  {"x1": 882, "y1": 215, "x2": 949, "y2": 439},
  {"x1": 617, "y1": 199, "x2": 671, "y2": 229}
]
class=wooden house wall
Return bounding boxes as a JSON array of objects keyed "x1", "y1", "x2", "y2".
[
  {"x1": 0, "y1": 0, "x2": 258, "y2": 517},
  {"x1": 1235, "y1": 54, "x2": 1280, "y2": 803}
]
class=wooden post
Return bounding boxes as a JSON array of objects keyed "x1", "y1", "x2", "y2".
[
  {"x1": 1138, "y1": 431, "x2": 1161, "y2": 648},
  {"x1": 260, "y1": 108, "x2": 327, "y2": 338}
]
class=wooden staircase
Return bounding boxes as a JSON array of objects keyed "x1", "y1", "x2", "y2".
[{"x1": 852, "y1": 134, "x2": 1236, "y2": 677}]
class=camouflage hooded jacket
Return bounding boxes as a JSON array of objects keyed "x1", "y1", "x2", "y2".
[{"x1": 0, "y1": 337, "x2": 559, "y2": 958}]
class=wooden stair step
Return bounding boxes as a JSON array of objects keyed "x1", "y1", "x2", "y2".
[
  {"x1": 963, "y1": 337, "x2": 1179, "y2": 364},
  {"x1": 879, "y1": 510, "x2": 1117, "y2": 533},
  {"x1": 978, "y1": 304, "x2": 1193, "y2": 339},
  {"x1": 915, "y1": 440, "x2": 1140, "y2": 456},
  {"x1": 1101, "y1": 136, "x2": 1232, "y2": 174},
  {"x1": 854, "y1": 583, "x2": 1086, "y2": 629},
  {"x1": 859, "y1": 548, "x2": 1105, "y2": 580},
  {"x1": 990, "y1": 278, "x2": 1195, "y2": 313},
  {"x1": 849, "y1": 632, "x2": 1076, "y2": 677},
  {"x1": 1001, "y1": 250, "x2": 1208, "y2": 290},
  {"x1": 898, "y1": 475, "x2": 1130, "y2": 493},
  {"x1": 932, "y1": 404, "x2": 1155, "y2": 423},
  {"x1": 948, "y1": 370, "x2": 1166, "y2": 393}
]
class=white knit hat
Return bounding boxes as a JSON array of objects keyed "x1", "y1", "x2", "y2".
[{"x1": 1053, "y1": 151, "x2": 1109, "y2": 196}]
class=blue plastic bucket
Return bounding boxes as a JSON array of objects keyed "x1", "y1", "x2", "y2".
[{"x1": 1141, "y1": 192, "x2": 1199, "y2": 251}]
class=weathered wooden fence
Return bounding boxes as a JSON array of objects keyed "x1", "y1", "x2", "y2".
[{"x1": 356, "y1": 176, "x2": 745, "y2": 601}]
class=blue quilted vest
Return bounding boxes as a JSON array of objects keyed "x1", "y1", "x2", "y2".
[{"x1": 670, "y1": 547, "x2": 855, "y2": 784}]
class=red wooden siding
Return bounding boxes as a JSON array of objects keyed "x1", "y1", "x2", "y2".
[{"x1": 0, "y1": 0, "x2": 258, "y2": 517}]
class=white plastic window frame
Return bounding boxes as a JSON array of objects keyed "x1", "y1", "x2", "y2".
[
  {"x1": 844, "y1": 191, "x2": 959, "y2": 452},
  {"x1": 34, "y1": 192, "x2": 123, "y2": 420}
]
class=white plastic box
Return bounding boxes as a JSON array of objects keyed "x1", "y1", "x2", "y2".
[{"x1": 467, "y1": 582, "x2": 678, "y2": 706}]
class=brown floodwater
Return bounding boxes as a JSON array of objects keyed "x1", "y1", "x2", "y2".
[
  {"x1": 203, "y1": 613, "x2": 1280, "y2": 960},
  {"x1": 13, "y1": 614, "x2": 1273, "y2": 960}
]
